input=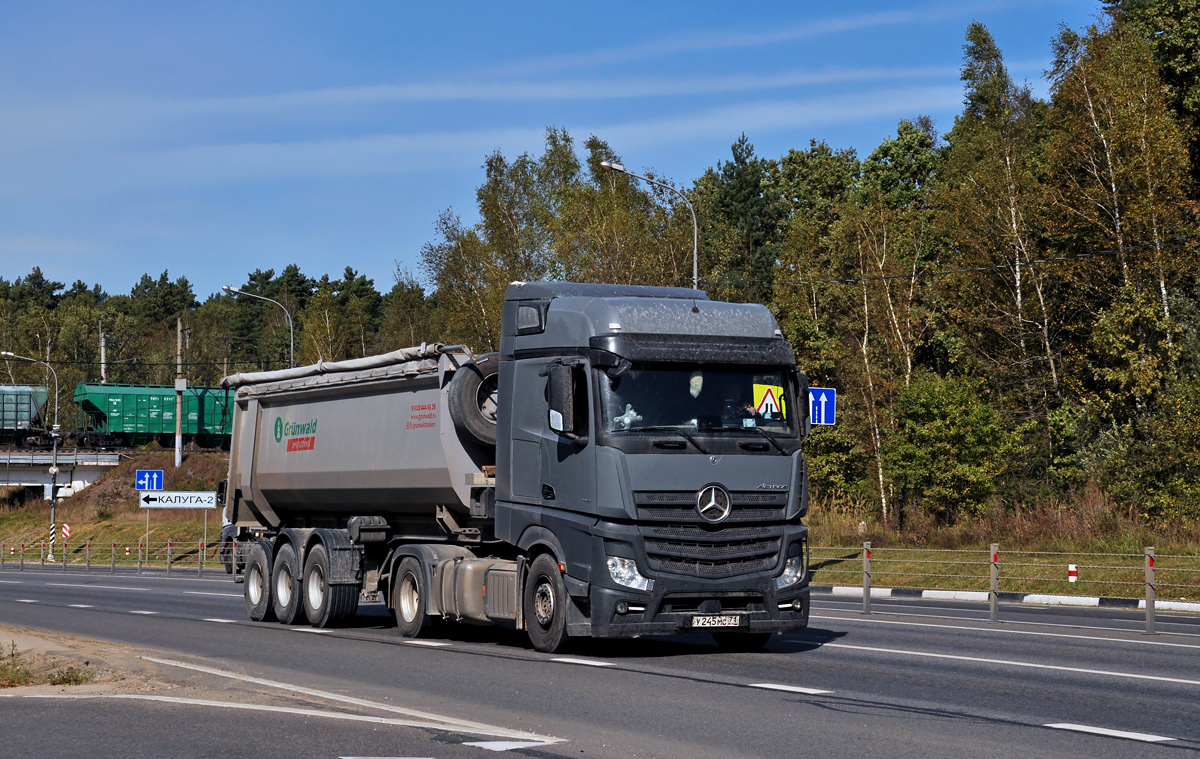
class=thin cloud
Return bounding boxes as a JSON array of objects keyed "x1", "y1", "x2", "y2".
[
  {"x1": 490, "y1": 1, "x2": 1000, "y2": 76},
  {"x1": 2, "y1": 85, "x2": 962, "y2": 196}
]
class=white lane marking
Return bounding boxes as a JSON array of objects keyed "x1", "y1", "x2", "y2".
[
  {"x1": 404, "y1": 640, "x2": 451, "y2": 647},
  {"x1": 129, "y1": 610, "x2": 157, "y2": 615},
  {"x1": 821, "y1": 643, "x2": 1200, "y2": 686},
  {"x1": 293, "y1": 628, "x2": 330, "y2": 633},
  {"x1": 68, "y1": 604, "x2": 94, "y2": 609},
  {"x1": 16, "y1": 599, "x2": 37, "y2": 603},
  {"x1": 749, "y1": 683, "x2": 832, "y2": 695},
  {"x1": 811, "y1": 606, "x2": 1200, "y2": 638},
  {"x1": 185, "y1": 591, "x2": 242, "y2": 598},
  {"x1": 1044, "y1": 723, "x2": 1176, "y2": 743},
  {"x1": 0, "y1": 580, "x2": 21, "y2": 584},
  {"x1": 551, "y1": 657, "x2": 614, "y2": 667},
  {"x1": 142, "y1": 656, "x2": 559, "y2": 742},
  {"x1": 464, "y1": 740, "x2": 559, "y2": 752},
  {"x1": 9, "y1": 693, "x2": 487, "y2": 732},
  {"x1": 47, "y1": 583, "x2": 151, "y2": 591},
  {"x1": 203, "y1": 618, "x2": 237, "y2": 623},
  {"x1": 810, "y1": 614, "x2": 1200, "y2": 650}
]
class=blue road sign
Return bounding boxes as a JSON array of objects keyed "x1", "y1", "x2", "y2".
[
  {"x1": 809, "y1": 388, "x2": 837, "y2": 426},
  {"x1": 135, "y1": 469, "x2": 164, "y2": 491}
]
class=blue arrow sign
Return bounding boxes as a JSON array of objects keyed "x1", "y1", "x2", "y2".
[
  {"x1": 135, "y1": 469, "x2": 164, "y2": 491},
  {"x1": 809, "y1": 388, "x2": 837, "y2": 426}
]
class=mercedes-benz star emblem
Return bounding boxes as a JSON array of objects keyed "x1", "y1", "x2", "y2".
[{"x1": 696, "y1": 484, "x2": 733, "y2": 524}]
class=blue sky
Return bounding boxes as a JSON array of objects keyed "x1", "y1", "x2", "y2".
[{"x1": 0, "y1": 0, "x2": 1099, "y2": 299}]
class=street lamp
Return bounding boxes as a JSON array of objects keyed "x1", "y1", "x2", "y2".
[
  {"x1": 1, "y1": 351, "x2": 60, "y2": 562},
  {"x1": 600, "y1": 160, "x2": 700, "y2": 291},
  {"x1": 223, "y1": 285, "x2": 295, "y2": 367}
]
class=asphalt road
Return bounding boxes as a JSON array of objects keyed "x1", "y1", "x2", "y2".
[{"x1": 1, "y1": 567, "x2": 1198, "y2": 758}]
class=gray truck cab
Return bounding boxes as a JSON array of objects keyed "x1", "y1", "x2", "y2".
[{"x1": 494, "y1": 281, "x2": 810, "y2": 640}]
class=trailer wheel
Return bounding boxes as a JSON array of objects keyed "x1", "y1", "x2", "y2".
[
  {"x1": 524, "y1": 554, "x2": 569, "y2": 653},
  {"x1": 271, "y1": 543, "x2": 303, "y2": 624},
  {"x1": 302, "y1": 543, "x2": 358, "y2": 627},
  {"x1": 244, "y1": 539, "x2": 275, "y2": 622},
  {"x1": 393, "y1": 557, "x2": 432, "y2": 637},
  {"x1": 710, "y1": 632, "x2": 773, "y2": 652},
  {"x1": 447, "y1": 353, "x2": 499, "y2": 447}
]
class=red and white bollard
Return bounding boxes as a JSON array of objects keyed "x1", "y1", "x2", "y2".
[{"x1": 1068, "y1": 564, "x2": 1078, "y2": 583}]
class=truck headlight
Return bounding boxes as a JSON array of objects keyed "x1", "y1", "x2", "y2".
[
  {"x1": 775, "y1": 554, "x2": 805, "y2": 589},
  {"x1": 606, "y1": 556, "x2": 654, "y2": 592}
]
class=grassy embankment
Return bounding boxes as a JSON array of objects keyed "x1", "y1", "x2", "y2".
[{"x1": 807, "y1": 487, "x2": 1200, "y2": 601}]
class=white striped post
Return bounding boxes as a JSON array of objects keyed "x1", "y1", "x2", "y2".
[
  {"x1": 1145, "y1": 547, "x2": 1156, "y2": 636},
  {"x1": 989, "y1": 544, "x2": 999, "y2": 623},
  {"x1": 862, "y1": 542, "x2": 872, "y2": 615}
]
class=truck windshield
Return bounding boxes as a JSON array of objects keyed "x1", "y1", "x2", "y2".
[{"x1": 598, "y1": 364, "x2": 797, "y2": 436}]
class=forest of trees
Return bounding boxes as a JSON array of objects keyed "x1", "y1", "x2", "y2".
[{"x1": 3, "y1": 5, "x2": 1198, "y2": 527}]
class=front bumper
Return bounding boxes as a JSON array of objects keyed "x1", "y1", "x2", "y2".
[{"x1": 577, "y1": 580, "x2": 809, "y2": 638}]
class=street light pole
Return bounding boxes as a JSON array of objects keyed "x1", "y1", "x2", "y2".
[
  {"x1": 600, "y1": 160, "x2": 700, "y2": 291},
  {"x1": 1, "y1": 351, "x2": 59, "y2": 562},
  {"x1": 222, "y1": 285, "x2": 295, "y2": 367}
]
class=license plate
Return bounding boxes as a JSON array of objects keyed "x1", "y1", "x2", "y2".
[{"x1": 691, "y1": 614, "x2": 742, "y2": 628}]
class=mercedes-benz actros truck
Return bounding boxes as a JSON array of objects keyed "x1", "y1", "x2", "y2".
[{"x1": 220, "y1": 281, "x2": 810, "y2": 652}]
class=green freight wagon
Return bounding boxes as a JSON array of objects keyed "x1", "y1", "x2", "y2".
[
  {"x1": 73, "y1": 383, "x2": 233, "y2": 448},
  {"x1": 0, "y1": 384, "x2": 50, "y2": 446}
]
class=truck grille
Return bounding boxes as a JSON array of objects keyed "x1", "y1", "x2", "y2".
[
  {"x1": 634, "y1": 491, "x2": 787, "y2": 523},
  {"x1": 633, "y1": 491, "x2": 787, "y2": 578}
]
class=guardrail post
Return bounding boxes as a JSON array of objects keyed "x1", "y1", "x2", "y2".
[
  {"x1": 990, "y1": 543, "x2": 999, "y2": 623},
  {"x1": 86, "y1": 541, "x2": 91, "y2": 573},
  {"x1": 1145, "y1": 546, "x2": 1156, "y2": 635},
  {"x1": 138, "y1": 543, "x2": 143, "y2": 574},
  {"x1": 1, "y1": 542, "x2": 5, "y2": 571},
  {"x1": 198, "y1": 541, "x2": 204, "y2": 576},
  {"x1": 40, "y1": 542, "x2": 45, "y2": 568},
  {"x1": 62, "y1": 541, "x2": 67, "y2": 572},
  {"x1": 862, "y1": 541, "x2": 872, "y2": 614},
  {"x1": 167, "y1": 541, "x2": 172, "y2": 576},
  {"x1": 20, "y1": 543, "x2": 25, "y2": 570},
  {"x1": 111, "y1": 542, "x2": 116, "y2": 574}
]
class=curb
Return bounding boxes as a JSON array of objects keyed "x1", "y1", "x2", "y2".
[{"x1": 810, "y1": 585, "x2": 1200, "y2": 613}]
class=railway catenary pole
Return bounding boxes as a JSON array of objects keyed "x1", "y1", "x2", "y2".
[
  {"x1": 222, "y1": 285, "x2": 294, "y2": 367},
  {"x1": 1, "y1": 351, "x2": 60, "y2": 561},
  {"x1": 600, "y1": 160, "x2": 699, "y2": 291}
]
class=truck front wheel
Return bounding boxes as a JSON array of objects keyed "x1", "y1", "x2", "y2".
[
  {"x1": 525, "y1": 554, "x2": 569, "y2": 653},
  {"x1": 393, "y1": 557, "x2": 431, "y2": 637},
  {"x1": 244, "y1": 539, "x2": 275, "y2": 622}
]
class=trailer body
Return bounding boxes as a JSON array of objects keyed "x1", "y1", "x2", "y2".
[{"x1": 222, "y1": 282, "x2": 810, "y2": 651}]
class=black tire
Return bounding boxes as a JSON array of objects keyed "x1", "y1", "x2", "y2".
[
  {"x1": 524, "y1": 554, "x2": 569, "y2": 653},
  {"x1": 243, "y1": 539, "x2": 275, "y2": 622},
  {"x1": 711, "y1": 632, "x2": 773, "y2": 652},
  {"x1": 447, "y1": 353, "x2": 500, "y2": 447},
  {"x1": 271, "y1": 543, "x2": 303, "y2": 624},
  {"x1": 221, "y1": 538, "x2": 234, "y2": 575},
  {"x1": 393, "y1": 557, "x2": 432, "y2": 637},
  {"x1": 303, "y1": 543, "x2": 359, "y2": 627}
]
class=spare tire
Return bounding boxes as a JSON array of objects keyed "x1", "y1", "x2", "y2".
[{"x1": 447, "y1": 353, "x2": 500, "y2": 447}]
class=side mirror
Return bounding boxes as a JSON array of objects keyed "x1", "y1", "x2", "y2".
[
  {"x1": 795, "y1": 370, "x2": 811, "y2": 436},
  {"x1": 547, "y1": 364, "x2": 575, "y2": 435}
]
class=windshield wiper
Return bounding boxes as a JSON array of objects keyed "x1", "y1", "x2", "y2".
[
  {"x1": 744, "y1": 425, "x2": 788, "y2": 455},
  {"x1": 629, "y1": 425, "x2": 709, "y2": 454},
  {"x1": 712, "y1": 424, "x2": 789, "y2": 455}
]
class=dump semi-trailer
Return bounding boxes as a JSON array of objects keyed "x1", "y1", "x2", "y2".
[{"x1": 220, "y1": 281, "x2": 811, "y2": 651}]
